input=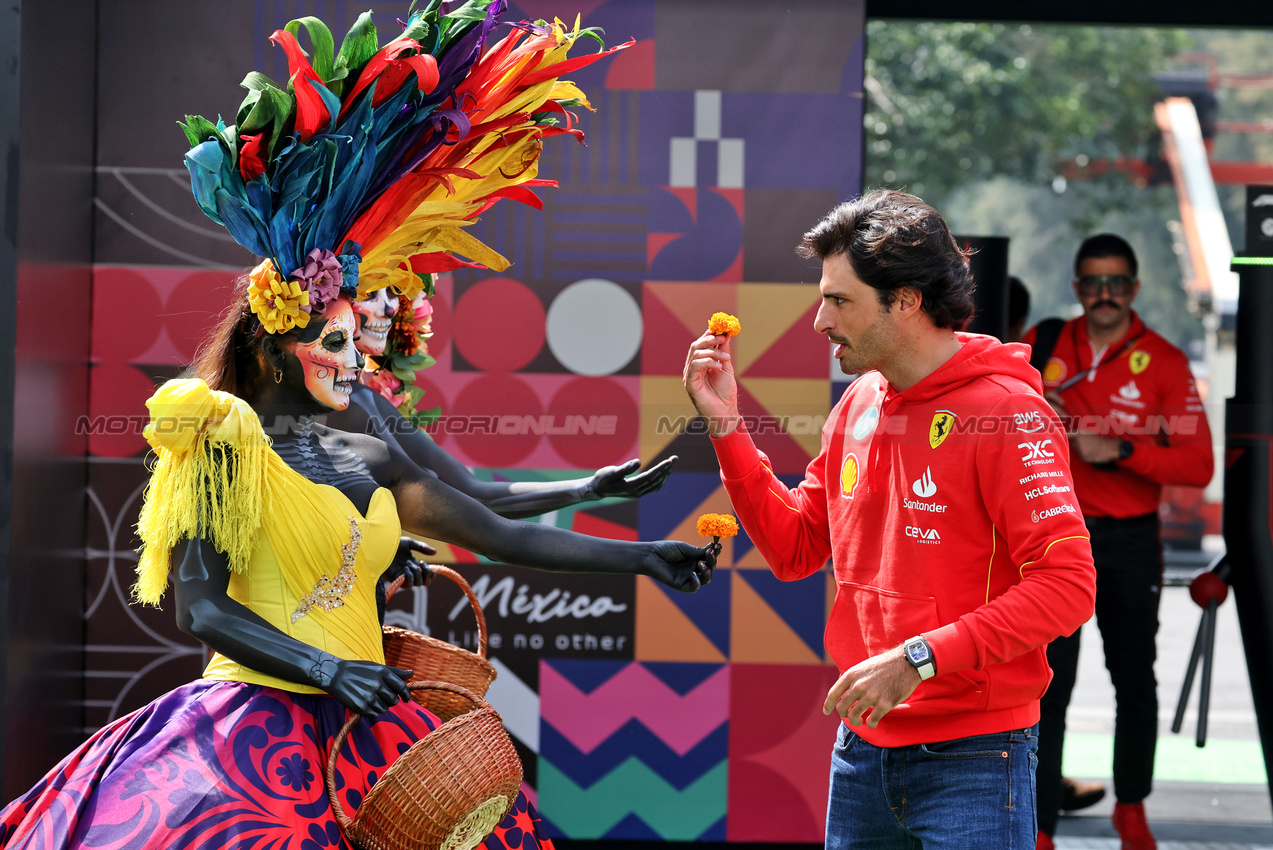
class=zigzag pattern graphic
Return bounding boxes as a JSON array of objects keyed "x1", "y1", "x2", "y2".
[
  {"x1": 539, "y1": 662, "x2": 729, "y2": 755},
  {"x1": 538, "y1": 758, "x2": 728, "y2": 840},
  {"x1": 539, "y1": 719, "x2": 727, "y2": 789}
]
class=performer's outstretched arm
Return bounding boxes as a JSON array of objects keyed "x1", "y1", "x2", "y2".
[{"x1": 344, "y1": 385, "x2": 675, "y2": 518}]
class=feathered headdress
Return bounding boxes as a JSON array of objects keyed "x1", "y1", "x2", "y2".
[{"x1": 181, "y1": 0, "x2": 628, "y2": 335}]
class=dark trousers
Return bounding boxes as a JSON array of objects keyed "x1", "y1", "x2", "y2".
[{"x1": 1037, "y1": 513, "x2": 1163, "y2": 837}]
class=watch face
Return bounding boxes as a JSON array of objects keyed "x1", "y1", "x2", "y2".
[{"x1": 906, "y1": 641, "x2": 930, "y2": 665}]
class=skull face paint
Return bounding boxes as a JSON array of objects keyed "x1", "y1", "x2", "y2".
[
  {"x1": 287, "y1": 299, "x2": 362, "y2": 410},
  {"x1": 350, "y1": 287, "x2": 400, "y2": 356}
]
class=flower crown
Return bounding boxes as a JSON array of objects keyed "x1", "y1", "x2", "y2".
[{"x1": 182, "y1": 1, "x2": 628, "y2": 335}]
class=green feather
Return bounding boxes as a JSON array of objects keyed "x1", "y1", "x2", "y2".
[
  {"x1": 179, "y1": 115, "x2": 222, "y2": 148},
  {"x1": 284, "y1": 17, "x2": 335, "y2": 82},
  {"x1": 334, "y1": 11, "x2": 379, "y2": 90}
]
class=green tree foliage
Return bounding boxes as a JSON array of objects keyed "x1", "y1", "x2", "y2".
[
  {"x1": 865, "y1": 21, "x2": 1204, "y2": 346},
  {"x1": 866, "y1": 22, "x2": 1188, "y2": 207}
]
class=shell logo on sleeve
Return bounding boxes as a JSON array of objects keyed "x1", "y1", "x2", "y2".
[{"x1": 841, "y1": 453, "x2": 860, "y2": 499}]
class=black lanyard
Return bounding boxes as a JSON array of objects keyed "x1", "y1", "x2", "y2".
[{"x1": 1055, "y1": 323, "x2": 1145, "y2": 393}]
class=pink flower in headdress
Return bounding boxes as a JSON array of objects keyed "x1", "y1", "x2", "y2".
[
  {"x1": 362, "y1": 367, "x2": 408, "y2": 409},
  {"x1": 292, "y1": 249, "x2": 344, "y2": 312}
]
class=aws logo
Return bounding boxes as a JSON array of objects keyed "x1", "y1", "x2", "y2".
[
  {"x1": 905, "y1": 526, "x2": 942, "y2": 544},
  {"x1": 841, "y1": 452, "x2": 861, "y2": 499}
]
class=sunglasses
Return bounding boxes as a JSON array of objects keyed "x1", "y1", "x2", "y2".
[{"x1": 1076, "y1": 274, "x2": 1135, "y2": 297}]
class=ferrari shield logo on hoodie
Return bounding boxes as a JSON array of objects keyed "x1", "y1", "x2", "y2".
[{"x1": 929, "y1": 410, "x2": 956, "y2": 449}]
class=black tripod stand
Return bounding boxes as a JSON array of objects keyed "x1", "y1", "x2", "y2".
[{"x1": 1172, "y1": 555, "x2": 1231, "y2": 747}]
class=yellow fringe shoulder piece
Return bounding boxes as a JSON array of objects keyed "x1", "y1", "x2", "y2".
[{"x1": 133, "y1": 378, "x2": 270, "y2": 606}]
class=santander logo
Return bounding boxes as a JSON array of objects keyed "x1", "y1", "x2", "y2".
[
  {"x1": 1119, "y1": 380, "x2": 1141, "y2": 401},
  {"x1": 912, "y1": 467, "x2": 937, "y2": 499}
]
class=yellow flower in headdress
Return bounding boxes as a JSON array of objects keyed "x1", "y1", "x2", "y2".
[
  {"x1": 708, "y1": 312, "x2": 741, "y2": 337},
  {"x1": 247, "y1": 259, "x2": 312, "y2": 334}
]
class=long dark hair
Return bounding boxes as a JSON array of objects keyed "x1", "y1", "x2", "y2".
[
  {"x1": 797, "y1": 189, "x2": 975, "y2": 330},
  {"x1": 190, "y1": 273, "x2": 272, "y2": 397}
]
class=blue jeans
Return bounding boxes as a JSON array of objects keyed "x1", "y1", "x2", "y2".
[{"x1": 826, "y1": 723, "x2": 1039, "y2": 849}]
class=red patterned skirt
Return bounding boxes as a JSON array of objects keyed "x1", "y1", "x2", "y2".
[{"x1": 0, "y1": 680, "x2": 553, "y2": 850}]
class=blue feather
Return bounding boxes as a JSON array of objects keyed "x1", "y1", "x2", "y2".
[
  {"x1": 215, "y1": 190, "x2": 272, "y2": 258},
  {"x1": 184, "y1": 143, "x2": 225, "y2": 225}
]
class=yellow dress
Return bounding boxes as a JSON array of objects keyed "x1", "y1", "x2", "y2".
[{"x1": 133, "y1": 377, "x2": 400, "y2": 689}]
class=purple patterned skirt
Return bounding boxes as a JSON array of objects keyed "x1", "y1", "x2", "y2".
[{"x1": 0, "y1": 680, "x2": 553, "y2": 850}]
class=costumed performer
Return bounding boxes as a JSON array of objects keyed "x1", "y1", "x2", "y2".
[
  {"x1": 0, "y1": 292, "x2": 715, "y2": 849},
  {"x1": 0, "y1": 5, "x2": 713, "y2": 848}
]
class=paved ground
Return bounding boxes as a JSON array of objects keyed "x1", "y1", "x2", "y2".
[{"x1": 1053, "y1": 580, "x2": 1273, "y2": 849}]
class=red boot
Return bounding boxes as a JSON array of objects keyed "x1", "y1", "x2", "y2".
[
  {"x1": 1112, "y1": 801, "x2": 1157, "y2": 850},
  {"x1": 1036, "y1": 831, "x2": 1056, "y2": 850}
]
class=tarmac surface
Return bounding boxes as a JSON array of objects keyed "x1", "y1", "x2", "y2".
[{"x1": 1053, "y1": 568, "x2": 1272, "y2": 849}]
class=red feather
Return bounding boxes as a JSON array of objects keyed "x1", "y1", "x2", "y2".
[
  {"x1": 341, "y1": 36, "x2": 438, "y2": 119},
  {"x1": 239, "y1": 133, "x2": 267, "y2": 181},
  {"x1": 409, "y1": 253, "x2": 486, "y2": 273},
  {"x1": 268, "y1": 30, "x2": 331, "y2": 141}
]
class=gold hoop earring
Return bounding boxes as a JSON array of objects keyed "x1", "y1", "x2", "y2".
[{"x1": 273, "y1": 367, "x2": 283, "y2": 384}]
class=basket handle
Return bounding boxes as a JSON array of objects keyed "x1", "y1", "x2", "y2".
[
  {"x1": 385, "y1": 565, "x2": 489, "y2": 659},
  {"x1": 325, "y1": 679, "x2": 491, "y2": 828}
]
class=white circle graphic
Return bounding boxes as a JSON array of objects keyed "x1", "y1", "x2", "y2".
[{"x1": 546, "y1": 279, "x2": 642, "y2": 376}]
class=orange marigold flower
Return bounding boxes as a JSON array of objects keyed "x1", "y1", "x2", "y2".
[
  {"x1": 708, "y1": 312, "x2": 741, "y2": 337},
  {"x1": 696, "y1": 513, "x2": 739, "y2": 540}
]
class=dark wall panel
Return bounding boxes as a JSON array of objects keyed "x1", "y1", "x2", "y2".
[{"x1": 2, "y1": 0, "x2": 95, "y2": 798}]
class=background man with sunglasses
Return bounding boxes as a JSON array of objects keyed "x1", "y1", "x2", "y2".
[{"x1": 1025, "y1": 233, "x2": 1215, "y2": 850}]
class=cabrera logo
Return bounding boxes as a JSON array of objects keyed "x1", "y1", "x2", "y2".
[
  {"x1": 841, "y1": 453, "x2": 860, "y2": 499},
  {"x1": 1031, "y1": 504, "x2": 1077, "y2": 522}
]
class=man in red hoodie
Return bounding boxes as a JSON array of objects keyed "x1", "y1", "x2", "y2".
[
  {"x1": 1025, "y1": 234, "x2": 1215, "y2": 850},
  {"x1": 684, "y1": 190, "x2": 1096, "y2": 849}
]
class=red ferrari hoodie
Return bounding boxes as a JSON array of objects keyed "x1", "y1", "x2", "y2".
[{"x1": 712, "y1": 333, "x2": 1096, "y2": 747}]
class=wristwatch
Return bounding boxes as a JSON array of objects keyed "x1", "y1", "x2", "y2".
[
  {"x1": 1118, "y1": 440, "x2": 1135, "y2": 461},
  {"x1": 902, "y1": 635, "x2": 936, "y2": 680}
]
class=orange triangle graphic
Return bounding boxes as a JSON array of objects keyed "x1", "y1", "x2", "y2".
[
  {"x1": 731, "y1": 571, "x2": 822, "y2": 664},
  {"x1": 635, "y1": 575, "x2": 727, "y2": 662},
  {"x1": 645, "y1": 282, "x2": 739, "y2": 340},
  {"x1": 740, "y1": 377, "x2": 829, "y2": 460},
  {"x1": 734, "y1": 284, "x2": 821, "y2": 375},
  {"x1": 734, "y1": 544, "x2": 771, "y2": 569}
]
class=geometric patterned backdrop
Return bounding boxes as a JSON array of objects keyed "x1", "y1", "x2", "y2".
[{"x1": 83, "y1": 0, "x2": 863, "y2": 841}]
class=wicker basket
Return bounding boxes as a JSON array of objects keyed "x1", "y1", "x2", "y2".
[
  {"x1": 382, "y1": 566, "x2": 497, "y2": 722},
  {"x1": 327, "y1": 681, "x2": 524, "y2": 850}
]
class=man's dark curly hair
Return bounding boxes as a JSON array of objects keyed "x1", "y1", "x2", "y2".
[{"x1": 796, "y1": 189, "x2": 975, "y2": 330}]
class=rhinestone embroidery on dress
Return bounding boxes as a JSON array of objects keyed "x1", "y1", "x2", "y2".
[{"x1": 291, "y1": 517, "x2": 362, "y2": 623}]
